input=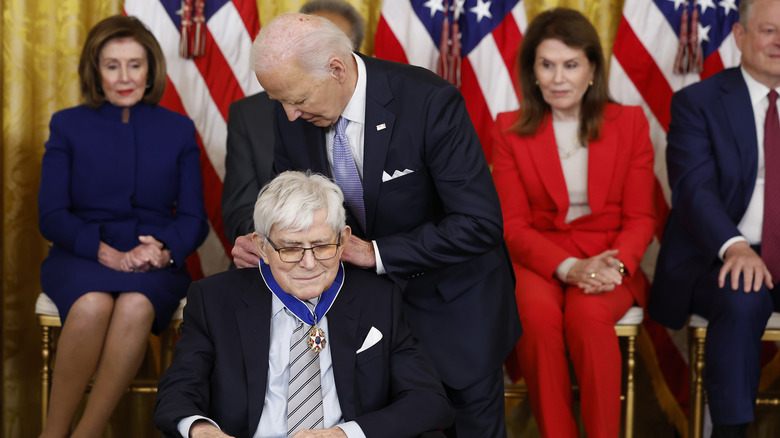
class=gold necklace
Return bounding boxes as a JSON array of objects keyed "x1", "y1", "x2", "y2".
[{"x1": 557, "y1": 142, "x2": 581, "y2": 159}]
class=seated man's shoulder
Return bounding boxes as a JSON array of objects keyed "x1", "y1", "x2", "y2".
[{"x1": 194, "y1": 267, "x2": 259, "y2": 292}]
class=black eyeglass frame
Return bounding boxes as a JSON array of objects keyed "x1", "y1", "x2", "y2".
[{"x1": 264, "y1": 231, "x2": 342, "y2": 263}]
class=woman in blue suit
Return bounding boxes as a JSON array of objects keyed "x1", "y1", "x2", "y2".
[{"x1": 37, "y1": 15, "x2": 208, "y2": 438}]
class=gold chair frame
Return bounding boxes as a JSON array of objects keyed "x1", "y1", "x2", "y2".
[{"x1": 688, "y1": 312, "x2": 780, "y2": 438}]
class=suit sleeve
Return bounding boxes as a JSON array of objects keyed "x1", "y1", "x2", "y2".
[
  {"x1": 222, "y1": 96, "x2": 276, "y2": 243},
  {"x1": 491, "y1": 113, "x2": 572, "y2": 278},
  {"x1": 666, "y1": 89, "x2": 743, "y2": 258},
  {"x1": 154, "y1": 120, "x2": 209, "y2": 265},
  {"x1": 353, "y1": 286, "x2": 454, "y2": 436},
  {"x1": 38, "y1": 113, "x2": 102, "y2": 259},
  {"x1": 610, "y1": 108, "x2": 657, "y2": 275},
  {"x1": 154, "y1": 281, "x2": 215, "y2": 436},
  {"x1": 373, "y1": 86, "x2": 506, "y2": 276}
]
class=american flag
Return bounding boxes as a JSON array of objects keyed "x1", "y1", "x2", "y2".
[
  {"x1": 374, "y1": 0, "x2": 527, "y2": 163},
  {"x1": 608, "y1": 0, "x2": 780, "y2": 433},
  {"x1": 123, "y1": 0, "x2": 262, "y2": 278}
]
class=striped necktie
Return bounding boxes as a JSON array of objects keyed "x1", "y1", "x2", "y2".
[
  {"x1": 763, "y1": 89, "x2": 780, "y2": 278},
  {"x1": 287, "y1": 322, "x2": 324, "y2": 435},
  {"x1": 332, "y1": 116, "x2": 366, "y2": 230}
]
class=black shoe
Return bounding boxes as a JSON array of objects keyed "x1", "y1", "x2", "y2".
[{"x1": 711, "y1": 423, "x2": 748, "y2": 438}]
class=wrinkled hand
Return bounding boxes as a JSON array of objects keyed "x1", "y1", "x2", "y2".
[
  {"x1": 720, "y1": 241, "x2": 774, "y2": 292},
  {"x1": 292, "y1": 426, "x2": 348, "y2": 438},
  {"x1": 340, "y1": 235, "x2": 376, "y2": 269},
  {"x1": 190, "y1": 420, "x2": 235, "y2": 438},
  {"x1": 566, "y1": 249, "x2": 623, "y2": 294},
  {"x1": 232, "y1": 233, "x2": 261, "y2": 268},
  {"x1": 121, "y1": 235, "x2": 170, "y2": 272}
]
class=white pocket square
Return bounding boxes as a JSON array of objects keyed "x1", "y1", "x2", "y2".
[
  {"x1": 356, "y1": 326, "x2": 383, "y2": 353},
  {"x1": 381, "y1": 168, "x2": 414, "y2": 182}
]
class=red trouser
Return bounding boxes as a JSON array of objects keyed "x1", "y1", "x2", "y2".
[{"x1": 511, "y1": 264, "x2": 634, "y2": 438}]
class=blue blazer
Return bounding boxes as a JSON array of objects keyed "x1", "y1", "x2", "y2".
[
  {"x1": 153, "y1": 267, "x2": 454, "y2": 438},
  {"x1": 651, "y1": 67, "x2": 773, "y2": 329},
  {"x1": 273, "y1": 54, "x2": 521, "y2": 389}
]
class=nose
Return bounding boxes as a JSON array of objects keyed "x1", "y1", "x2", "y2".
[
  {"x1": 282, "y1": 103, "x2": 303, "y2": 122},
  {"x1": 298, "y1": 248, "x2": 317, "y2": 269},
  {"x1": 553, "y1": 66, "x2": 564, "y2": 83},
  {"x1": 119, "y1": 65, "x2": 130, "y2": 82}
]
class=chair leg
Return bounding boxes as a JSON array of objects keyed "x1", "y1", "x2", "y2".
[
  {"x1": 689, "y1": 328, "x2": 706, "y2": 438},
  {"x1": 624, "y1": 334, "x2": 636, "y2": 438},
  {"x1": 41, "y1": 324, "x2": 52, "y2": 430},
  {"x1": 160, "y1": 325, "x2": 177, "y2": 373}
]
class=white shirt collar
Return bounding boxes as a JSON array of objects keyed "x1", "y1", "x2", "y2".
[
  {"x1": 340, "y1": 53, "x2": 367, "y2": 125},
  {"x1": 741, "y1": 65, "x2": 779, "y2": 107}
]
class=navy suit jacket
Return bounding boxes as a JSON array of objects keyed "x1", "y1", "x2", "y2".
[
  {"x1": 221, "y1": 92, "x2": 276, "y2": 243},
  {"x1": 651, "y1": 67, "x2": 778, "y2": 329},
  {"x1": 273, "y1": 55, "x2": 521, "y2": 389},
  {"x1": 153, "y1": 266, "x2": 453, "y2": 438}
]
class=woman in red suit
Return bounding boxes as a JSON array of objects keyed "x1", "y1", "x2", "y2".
[{"x1": 492, "y1": 8, "x2": 655, "y2": 438}]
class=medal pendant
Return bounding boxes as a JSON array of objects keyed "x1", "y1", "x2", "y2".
[{"x1": 307, "y1": 326, "x2": 326, "y2": 353}]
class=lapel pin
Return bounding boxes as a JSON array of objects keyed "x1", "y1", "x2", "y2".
[{"x1": 376, "y1": 123, "x2": 386, "y2": 131}]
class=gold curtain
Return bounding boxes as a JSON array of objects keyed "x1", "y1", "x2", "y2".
[{"x1": 0, "y1": 1, "x2": 621, "y2": 436}]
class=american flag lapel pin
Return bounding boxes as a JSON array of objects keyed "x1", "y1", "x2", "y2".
[{"x1": 376, "y1": 123, "x2": 386, "y2": 131}]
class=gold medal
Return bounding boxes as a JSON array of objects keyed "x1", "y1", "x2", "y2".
[{"x1": 307, "y1": 326, "x2": 326, "y2": 353}]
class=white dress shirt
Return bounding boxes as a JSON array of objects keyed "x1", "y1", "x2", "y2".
[
  {"x1": 324, "y1": 54, "x2": 387, "y2": 275},
  {"x1": 718, "y1": 67, "x2": 772, "y2": 260},
  {"x1": 177, "y1": 293, "x2": 365, "y2": 438}
]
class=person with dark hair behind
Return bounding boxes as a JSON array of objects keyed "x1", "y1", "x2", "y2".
[
  {"x1": 38, "y1": 15, "x2": 208, "y2": 438},
  {"x1": 491, "y1": 8, "x2": 655, "y2": 438}
]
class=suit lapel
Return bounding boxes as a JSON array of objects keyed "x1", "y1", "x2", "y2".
[
  {"x1": 360, "y1": 55, "x2": 395, "y2": 238},
  {"x1": 722, "y1": 70, "x2": 759, "y2": 207},
  {"x1": 326, "y1": 284, "x2": 360, "y2": 419},
  {"x1": 587, "y1": 121, "x2": 617, "y2": 214},
  {"x1": 235, "y1": 276, "x2": 272, "y2": 434},
  {"x1": 528, "y1": 118, "x2": 570, "y2": 223}
]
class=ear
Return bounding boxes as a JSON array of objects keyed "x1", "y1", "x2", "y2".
[
  {"x1": 341, "y1": 225, "x2": 352, "y2": 242},
  {"x1": 251, "y1": 232, "x2": 271, "y2": 265},
  {"x1": 733, "y1": 22, "x2": 745, "y2": 52},
  {"x1": 329, "y1": 57, "x2": 347, "y2": 84}
]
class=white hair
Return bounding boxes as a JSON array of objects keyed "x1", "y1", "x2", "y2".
[
  {"x1": 251, "y1": 12, "x2": 353, "y2": 80},
  {"x1": 253, "y1": 171, "x2": 346, "y2": 238}
]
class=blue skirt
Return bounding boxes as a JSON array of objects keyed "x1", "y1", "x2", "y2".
[{"x1": 40, "y1": 245, "x2": 191, "y2": 334}]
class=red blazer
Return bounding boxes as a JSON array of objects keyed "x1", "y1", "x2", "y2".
[{"x1": 492, "y1": 104, "x2": 656, "y2": 306}]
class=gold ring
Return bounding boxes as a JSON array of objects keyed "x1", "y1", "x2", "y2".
[
  {"x1": 130, "y1": 268, "x2": 134, "y2": 273},
  {"x1": 589, "y1": 272, "x2": 596, "y2": 279}
]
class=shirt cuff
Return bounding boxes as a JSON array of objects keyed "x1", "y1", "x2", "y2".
[
  {"x1": 719, "y1": 236, "x2": 748, "y2": 261},
  {"x1": 555, "y1": 257, "x2": 579, "y2": 282},
  {"x1": 372, "y1": 240, "x2": 386, "y2": 275},
  {"x1": 337, "y1": 421, "x2": 367, "y2": 438},
  {"x1": 178, "y1": 415, "x2": 220, "y2": 438}
]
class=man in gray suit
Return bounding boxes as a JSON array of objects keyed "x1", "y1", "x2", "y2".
[{"x1": 221, "y1": 0, "x2": 365, "y2": 244}]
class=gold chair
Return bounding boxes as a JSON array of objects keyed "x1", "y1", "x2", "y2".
[
  {"x1": 35, "y1": 293, "x2": 185, "y2": 429},
  {"x1": 504, "y1": 306, "x2": 643, "y2": 438},
  {"x1": 688, "y1": 312, "x2": 780, "y2": 438}
]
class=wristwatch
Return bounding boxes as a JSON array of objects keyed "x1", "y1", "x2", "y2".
[
  {"x1": 160, "y1": 240, "x2": 175, "y2": 268},
  {"x1": 617, "y1": 260, "x2": 629, "y2": 277}
]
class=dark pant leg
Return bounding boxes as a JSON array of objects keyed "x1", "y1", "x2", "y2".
[
  {"x1": 443, "y1": 366, "x2": 506, "y2": 438},
  {"x1": 693, "y1": 270, "x2": 773, "y2": 425}
]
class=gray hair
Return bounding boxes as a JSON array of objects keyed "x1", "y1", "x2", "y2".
[
  {"x1": 253, "y1": 171, "x2": 346, "y2": 238},
  {"x1": 300, "y1": 0, "x2": 366, "y2": 49},
  {"x1": 739, "y1": 0, "x2": 756, "y2": 28},
  {"x1": 251, "y1": 13, "x2": 353, "y2": 80}
]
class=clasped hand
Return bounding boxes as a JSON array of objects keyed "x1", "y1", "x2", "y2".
[
  {"x1": 566, "y1": 249, "x2": 624, "y2": 294},
  {"x1": 98, "y1": 235, "x2": 171, "y2": 273}
]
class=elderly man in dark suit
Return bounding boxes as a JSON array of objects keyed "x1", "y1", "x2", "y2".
[
  {"x1": 651, "y1": 0, "x2": 780, "y2": 436},
  {"x1": 231, "y1": 13, "x2": 522, "y2": 437},
  {"x1": 222, "y1": 0, "x2": 365, "y2": 243},
  {"x1": 154, "y1": 171, "x2": 452, "y2": 438}
]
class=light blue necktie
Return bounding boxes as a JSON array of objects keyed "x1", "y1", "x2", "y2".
[{"x1": 332, "y1": 116, "x2": 366, "y2": 230}]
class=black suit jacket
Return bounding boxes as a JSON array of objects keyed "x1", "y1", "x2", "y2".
[
  {"x1": 273, "y1": 54, "x2": 522, "y2": 388},
  {"x1": 221, "y1": 92, "x2": 276, "y2": 243},
  {"x1": 153, "y1": 266, "x2": 453, "y2": 438}
]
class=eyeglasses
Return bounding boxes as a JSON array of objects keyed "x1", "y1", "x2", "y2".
[{"x1": 265, "y1": 232, "x2": 342, "y2": 263}]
